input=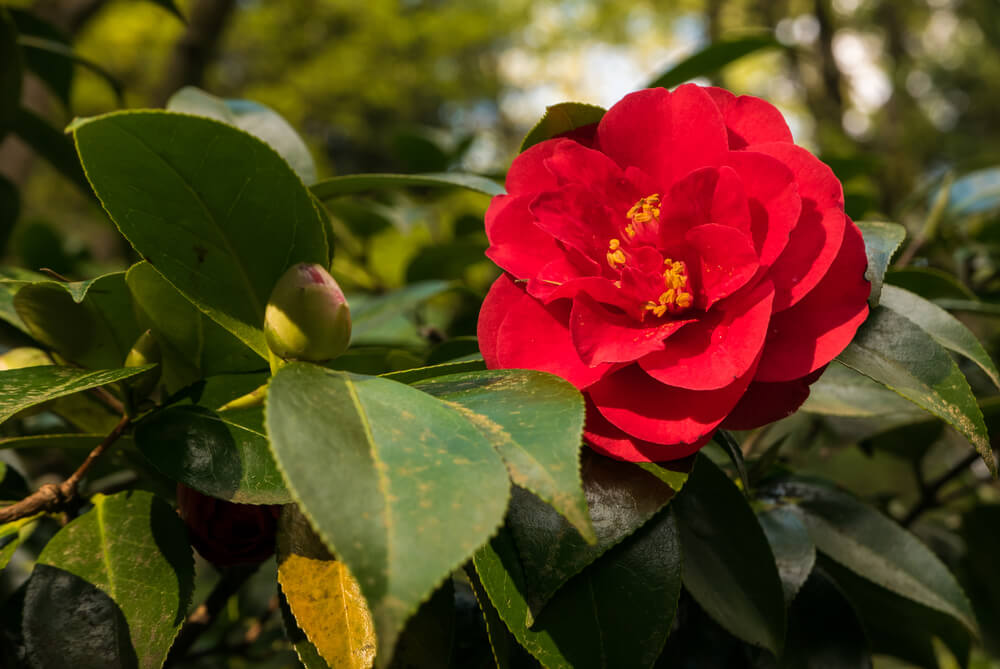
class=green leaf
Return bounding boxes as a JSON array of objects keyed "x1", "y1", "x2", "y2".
[
  {"x1": 12, "y1": 108, "x2": 90, "y2": 193},
  {"x1": 126, "y1": 261, "x2": 263, "y2": 391},
  {"x1": 0, "y1": 461, "x2": 28, "y2": 501},
  {"x1": 472, "y1": 510, "x2": 682, "y2": 669},
  {"x1": 775, "y1": 571, "x2": 872, "y2": 669},
  {"x1": 885, "y1": 267, "x2": 977, "y2": 301},
  {"x1": 880, "y1": 284, "x2": 1000, "y2": 390},
  {"x1": 821, "y1": 557, "x2": 970, "y2": 668},
  {"x1": 801, "y1": 361, "x2": 923, "y2": 418},
  {"x1": 857, "y1": 221, "x2": 906, "y2": 306},
  {"x1": 413, "y1": 369, "x2": 592, "y2": 541},
  {"x1": 145, "y1": 0, "x2": 185, "y2": 21},
  {"x1": 836, "y1": 304, "x2": 994, "y2": 475},
  {"x1": 266, "y1": 363, "x2": 510, "y2": 663},
  {"x1": 7, "y1": 9, "x2": 72, "y2": 108},
  {"x1": 500, "y1": 451, "x2": 688, "y2": 623},
  {"x1": 758, "y1": 506, "x2": 816, "y2": 605},
  {"x1": 14, "y1": 272, "x2": 142, "y2": 369},
  {"x1": 22, "y1": 491, "x2": 194, "y2": 669},
  {"x1": 167, "y1": 87, "x2": 317, "y2": 184},
  {"x1": 0, "y1": 432, "x2": 135, "y2": 451},
  {"x1": 381, "y1": 359, "x2": 486, "y2": 385},
  {"x1": 961, "y1": 505, "x2": 1000, "y2": 657},
  {"x1": 779, "y1": 479, "x2": 977, "y2": 636},
  {"x1": 0, "y1": 9, "x2": 22, "y2": 142},
  {"x1": 0, "y1": 267, "x2": 43, "y2": 334},
  {"x1": 673, "y1": 455, "x2": 786, "y2": 655},
  {"x1": 387, "y1": 577, "x2": 455, "y2": 669},
  {"x1": 0, "y1": 514, "x2": 39, "y2": 570},
  {"x1": 0, "y1": 174, "x2": 18, "y2": 255},
  {"x1": 712, "y1": 429, "x2": 749, "y2": 495},
  {"x1": 17, "y1": 35, "x2": 123, "y2": 104},
  {"x1": 350, "y1": 280, "x2": 453, "y2": 347},
  {"x1": 136, "y1": 405, "x2": 290, "y2": 505},
  {"x1": 311, "y1": 172, "x2": 504, "y2": 199},
  {"x1": 519, "y1": 102, "x2": 606, "y2": 152},
  {"x1": 70, "y1": 110, "x2": 328, "y2": 358},
  {"x1": 0, "y1": 364, "x2": 153, "y2": 425},
  {"x1": 647, "y1": 35, "x2": 781, "y2": 89}
]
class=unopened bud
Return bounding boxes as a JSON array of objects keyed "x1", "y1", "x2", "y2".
[
  {"x1": 124, "y1": 329, "x2": 161, "y2": 400},
  {"x1": 264, "y1": 263, "x2": 351, "y2": 362},
  {"x1": 0, "y1": 347, "x2": 51, "y2": 370},
  {"x1": 176, "y1": 484, "x2": 281, "y2": 567}
]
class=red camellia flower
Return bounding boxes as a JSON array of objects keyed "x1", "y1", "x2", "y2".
[{"x1": 478, "y1": 84, "x2": 870, "y2": 462}]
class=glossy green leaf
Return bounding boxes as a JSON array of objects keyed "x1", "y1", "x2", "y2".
[
  {"x1": 836, "y1": 304, "x2": 994, "y2": 475},
  {"x1": 349, "y1": 281, "x2": 453, "y2": 347},
  {"x1": 519, "y1": 102, "x2": 606, "y2": 152},
  {"x1": 7, "y1": 9, "x2": 72, "y2": 108},
  {"x1": 17, "y1": 35, "x2": 123, "y2": 104},
  {"x1": 312, "y1": 172, "x2": 503, "y2": 199},
  {"x1": 780, "y1": 479, "x2": 977, "y2": 635},
  {"x1": 127, "y1": 261, "x2": 263, "y2": 391},
  {"x1": 881, "y1": 284, "x2": 1000, "y2": 389},
  {"x1": 885, "y1": 267, "x2": 977, "y2": 301},
  {"x1": 773, "y1": 571, "x2": 872, "y2": 669},
  {"x1": 266, "y1": 363, "x2": 509, "y2": 663},
  {"x1": 136, "y1": 405, "x2": 289, "y2": 505},
  {"x1": 70, "y1": 111, "x2": 328, "y2": 357},
  {"x1": 647, "y1": 35, "x2": 781, "y2": 89},
  {"x1": 473, "y1": 510, "x2": 682, "y2": 669},
  {"x1": 801, "y1": 361, "x2": 923, "y2": 418},
  {"x1": 857, "y1": 221, "x2": 906, "y2": 306},
  {"x1": 673, "y1": 455, "x2": 786, "y2": 655},
  {"x1": 821, "y1": 558, "x2": 970, "y2": 668},
  {"x1": 500, "y1": 451, "x2": 688, "y2": 623},
  {"x1": 413, "y1": 369, "x2": 592, "y2": 541},
  {"x1": 961, "y1": 505, "x2": 1000, "y2": 658},
  {"x1": 23, "y1": 491, "x2": 194, "y2": 669},
  {"x1": 0, "y1": 514, "x2": 39, "y2": 569},
  {"x1": 387, "y1": 577, "x2": 455, "y2": 669},
  {"x1": 14, "y1": 272, "x2": 141, "y2": 369},
  {"x1": 167, "y1": 86, "x2": 317, "y2": 184},
  {"x1": 758, "y1": 506, "x2": 816, "y2": 605},
  {"x1": 712, "y1": 430, "x2": 749, "y2": 495},
  {"x1": 0, "y1": 267, "x2": 42, "y2": 334},
  {"x1": 13, "y1": 108, "x2": 90, "y2": 193},
  {"x1": 0, "y1": 9, "x2": 21, "y2": 142},
  {"x1": 381, "y1": 359, "x2": 486, "y2": 385},
  {"x1": 0, "y1": 364, "x2": 153, "y2": 425}
]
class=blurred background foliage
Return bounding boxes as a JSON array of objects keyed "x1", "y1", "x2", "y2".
[{"x1": 5, "y1": 1, "x2": 1000, "y2": 667}]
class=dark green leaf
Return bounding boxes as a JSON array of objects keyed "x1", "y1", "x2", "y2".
[
  {"x1": 23, "y1": 491, "x2": 194, "y2": 669},
  {"x1": 960, "y1": 505, "x2": 1000, "y2": 657},
  {"x1": 414, "y1": 369, "x2": 593, "y2": 541},
  {"x1": 933, "y1": 298, "x2": 1000, "y2": 317},
  {"x1": 167, "y1": 86, "x2": 317, "y2": 184},
  {"x1": 0, "y1": 513, "x2": 39, "y2": 569},
  {"x1": 17, "y1": 35, "x2": 123, "y2": 104},
  {"x1": 405, "y1": 240, "x2": 489, "y2": 283},
  {"x1": 500, "y1": 451, "x2": 688, "y2": 623},
  {"x1": 12, "y1": 108, "x2": 90, "y2": 193},
  {"x1": 266, "y1": 363, "x2": 509, "y2": 663},
  {"x1": 381, "y1": 359, "x2": 486, "y2": 384},
  {"x1": 0, "y1": 433, "x2": 135, "y2": 451},
  {"x1": 0, "y1": 267, "x2": 43, "y2": 334},
  {"x1": 673, "y1": 455, "x2": 786, "y2": 655},
  {"x1": 136, "y1": 404, "x2": 290, "y2": 505},
  {"x1": 821, "y1": 558, "x2": 970, "y2": 668},
  {"x1": 388, "y1": 578, "x2": 455, "y2": 669},
  {"x1": 0, "y1": 9, "x2": 22, "y2": 142},
  {"x1": 778, "y1": 479, "x2": 977, "y2": 635},
  {"x1": 7, "y1": 9, "x2": 72, "y2": 108},
  {"x1": 801, "y1": 361, "x2": 923, "y2": 418},
  {"x1": 350, "y1": 280, "x2": 453, "y2": 346},
  {"x1": 836, "y1": 305, "x2": 994, "y2": 475},
  {"x1": 127, "y1": 261, "x2": 263, "y2": 391},
  {"x1": 0, "y1": 174, "x2": 18, "y2": 255},
  {"x1": 881, "y1": 284, "x2": 1000, "y2": 390},
  {"x1": 0, "y1": 461, "x2": 28, "y2": 501},
  {"x1": 473, "y1": 510, "x2": 682, "y2": 669},
  {"x1": 14, "y1": 272, "x2": 142, "y2": 369},
  {"x1": 647, "y1": 35, "x2": 781, "y2": 89},
  {"x1": 70, "y1": 111, "x2": 328, "y2": 357},
  {"x1": 713, "y1": 430, "x2": 750, "y2": 495},
  {"x1": 857, "y1": 221, "x2": 906, "y2": 306},
  {"x1": 758, "y1": 506, "x2": 815, "y2": 605},
  {"x1": 885, "y1": 267, "x2": 977, "y2": 301},
  {"x1": 311, "y1": 172, "x2": 504, "y2": 199},
  {"x1": 519, "y1": 102, "x2": 606, "y2": 152},
  {"x1": 0, "y1": 364, "x2": 153, "y2": 425}
]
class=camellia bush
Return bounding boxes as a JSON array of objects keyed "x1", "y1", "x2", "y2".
[{"x1": 2, "y1": 7, "x2": 1000, "y2": 669}]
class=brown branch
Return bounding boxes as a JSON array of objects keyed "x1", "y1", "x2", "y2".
[
  {"x1": 0, "y1": 414, "x2": 130, "y2": 524},
  {"x1": 153, "y1": 0, "x2": 237, "y2": 107},
  {"x1": 901, "y1": 451, "x2": 981, "y2": 527}
]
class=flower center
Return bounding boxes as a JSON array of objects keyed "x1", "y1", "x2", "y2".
[
  {"x1": 625, "y1": 193, "x2": 661, "y2": 239},
  {"x1": 645, "y1": 258, "x2": 693, "y2": 318}
]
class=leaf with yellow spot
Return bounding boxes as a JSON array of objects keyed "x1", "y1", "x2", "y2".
[{"x1": 277, "y1": 506, "x2": 376, "y2": 669}]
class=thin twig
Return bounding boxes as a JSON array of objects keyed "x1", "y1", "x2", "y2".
[
  {"x1": 0, "y1": 414, "x2": 131, "y2": 524},
  {"x1": 901, "y1": 451, "x2": 980, "y2": 527},
  {"x1": 88, "y1": 386, "x2": 126, "y2": 415}
]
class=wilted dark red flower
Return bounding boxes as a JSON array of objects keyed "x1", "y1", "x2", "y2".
[
  {"x1": 478, "y1": 84, "x2": 870, "y2": 461},
  {"x1": 176, "y1": 484, "x2": 281, "y2": 567}
]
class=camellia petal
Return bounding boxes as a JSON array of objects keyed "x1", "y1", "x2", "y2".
[
  {"x1": 588, "y1": 359, "x2": 759, "y2": 445},
  {"x1": 684, "y1": 223, "x2": 760, "y2": 309},
  {"x1": 755, "y1": 223, "x2": 870, "y2": 382},
  {"x1": 768, "y1": 205, "x2": 847, "y2": 311},
  {"x1": 570, "y1": 294, "x2": 693, "y2": 366},
  {"x1": 584, "y1": 398, "x2": 709, "y2": 461},
  {"x1": 721, "y1": 367, "x2": 827, "y2": 430},
  {"x1": 725, "y1": 150, "x2": 801, "y2": 270},
  {"x1": 703, "y1": 86, "x2": 794, "y2": 149},
  {"x1": 640, "y1": 281, "x2": 774, "y2": 390},
  {"x1": 596, "y1": 85, "x2": 728, "y2": 189},
  {"x1": 504, "y1": 139, "x2": 563, "y2": 194},
  {"x1": 484, "y1": 194, "x2": 561, "y2": 279},
  {"x1": 658, "y1": 166, "x2": 753, "y2": 248}
]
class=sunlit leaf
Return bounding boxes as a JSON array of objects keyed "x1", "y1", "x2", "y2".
[
  {"x1": 519, "y1": 102, "x2": 606, "y2": 152},
  {"x1": 856, "y1": 221, "x2": 906, "y2": 306},
  {"x1": 647, "y1": 35, "x2": 781, "y2": 89},
  {"x1": 312, "y1": 173, "x2": 503, "y2": 199}
]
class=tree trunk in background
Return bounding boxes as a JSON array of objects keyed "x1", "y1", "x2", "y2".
[{"x1": 153, "y1": 0, "x2": 237, "y2": 107}]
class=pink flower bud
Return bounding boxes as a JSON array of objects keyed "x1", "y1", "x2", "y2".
[{"x1": 264, "y1": 263, "x2": 351, "y2": 362}]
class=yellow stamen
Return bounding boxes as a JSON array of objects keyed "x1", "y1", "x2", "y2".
[
  {"x1": 606, "y1": 238, "x2": 627, "y2": 269},
  {"x1": 626, "y1": 194, "x2": 661, "y2": 238},
  {"x1": 644, "y1": 258, "x2": 693, "y2": 318}
]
